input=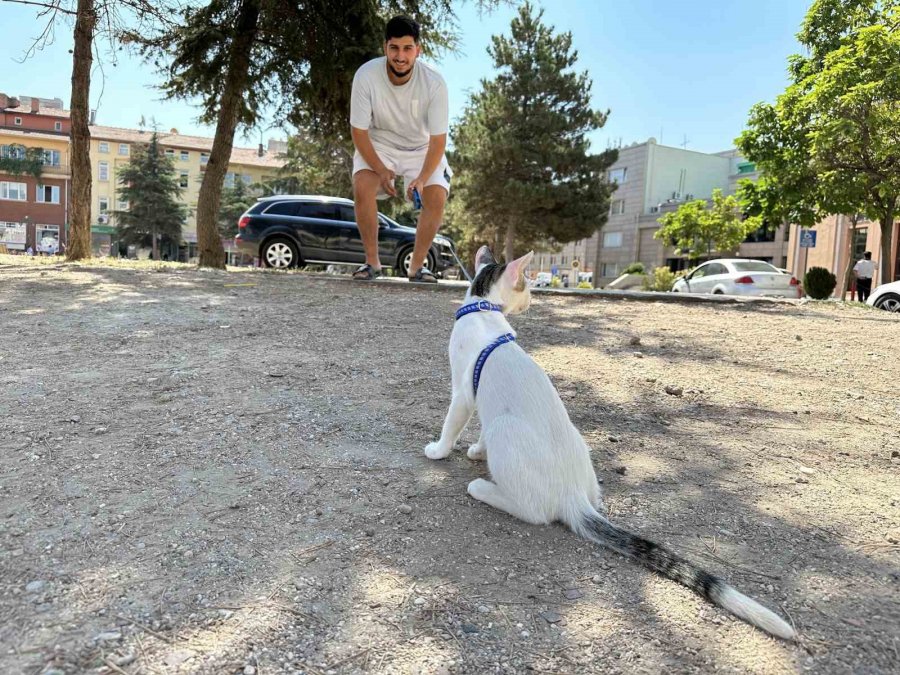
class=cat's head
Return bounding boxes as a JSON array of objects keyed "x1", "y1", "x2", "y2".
[{"x1": 469, "y1": 245, "x2": 534, "y2": 314}]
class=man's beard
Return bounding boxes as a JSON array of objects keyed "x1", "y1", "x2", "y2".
[{"x1": 389, "y1": 62, "x2": 412, "y2": 79}]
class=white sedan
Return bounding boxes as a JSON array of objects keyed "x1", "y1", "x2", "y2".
[
  {"x1": 672, "y1": 259, "x2": 801, "y2": 298},
  {"x1": 867, "y1": 280, "x2": 900, "y2": 312}
]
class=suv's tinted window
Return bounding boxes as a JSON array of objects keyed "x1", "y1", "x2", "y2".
[
  {"x1": 297, "y1": 203, "x2": 337, "y2": 219},
  {"x1": 248, "y1": 201, "x2": 268, "y2": 214},
  {"x1": 264, "y1": 201, "x2": 300, "y2": 216},
  {"x1": 335, "y1": 205, "x2": 357, "y2": 223}
]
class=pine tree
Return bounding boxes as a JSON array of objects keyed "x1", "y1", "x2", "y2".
[
  {"x1": 114, "y1": 132, "x2": 187, "y2": 259},
  {"x1": 451, "y1": 2, "x2": 618, "y2": 263},
  {"x1": 218, "y1": 179, "x2": 256, "y2": 238}
]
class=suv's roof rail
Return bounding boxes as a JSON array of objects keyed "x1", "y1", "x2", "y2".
[{"x1": 256, "y1": 194, "x2": 354, "y2": 205}]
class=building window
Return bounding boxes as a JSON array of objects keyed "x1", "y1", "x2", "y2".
[
  {"x1": 36, "y1": 184, "x2": 60, "y2": 204},
  {"x1": 608, "y1": 167, "x2": 627, "y2": 184},
  {"x1": 242, "y1": 174, "x2": 253, "y2": 185},
  {"x1": 610, "y1": 199, "x2": 625, "y2": 215},
  {"x1": 601, "y1": 262, "x2": 620, "y2": 277},
  {"x1": 603, "y1": 231, "x2": 623, "y2": 248},
  {"x1": 117, "y1": 199, "x2": 129, "y2": 210},
  {"x1": 200, "y1": 152, "x2": 209, "y2": 165},
  {"x1": 0, "y1": 144, "x2": 26, "y2": 159},
  {"x1": 179, "y1": 171, "x2": 189, "y2": 188},
  {"x1": 54, "y1": 121, "x2": 62, "y2": 131},
  {"x1": 0, "y1": 182, "x2": 27, "y2": 201},
  {"x1": 224, "y1": 172, "x2": 235, "y2": 188},
  {"x1": 852, "y1": 228, "x2": 869, "y2": 260},
  {"x1": 165, "y1": 149, "x2": 175, "y2": 158},
  {"x1": 180, "y1": 150, "x2": 189, "y2": 161},
  {"x1": 99, "y1": 161, "x2": 109, "y2": 181},
  {"x1": 42, "y1": 150, "x2": 61, "y2": 166},
  {"x1": 14, "y1": 117, "x2": 22, "y2": 126},
  {"x1": 99, "y1": 142, "x2": 109, "y2": 153},
  {"x1": 118, "y1": 143, "x2": 129, "y2": 156},
  {"x1": 99, "y1": 196, "x2": 109, "y2": 212}
]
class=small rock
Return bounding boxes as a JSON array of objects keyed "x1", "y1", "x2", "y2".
[
  {"x1": 614, "y1": 466, "x2": 627, "y2": 475},
  {"x1": 607, "y1": 435, "x2": 620, "y2": 443},
  {"x1": 520, "y1": 630, "x2": 531, "y2": 638},
  {"x1": 25, "y1": 580, "x2": 46, "y2": 593},
  {"x1": 477, "y1": 605, "x2": 490, "y2": 613},
  {"x1": 364, "y1": 527, "x2": 375, "y2": 537},
  {"x1": 413, "y1": 596, "x2": 426, "y2": 606},
  {"x1": 664, "y1": 385, "x2": 683, "y2": 397},
  {"x1": 93, "y1": 426, "x2": 108, "y2": 433},
  {"x1": 799, "y1": 466, "x2": 815, "y2": 475},
  {"x1": 628, "y1": 336, "x2": 641, "y2": 346},
  {"x1": 69, "y1": 415, "x2": 81, "y2": 423},
  {"x1": 564, "y1": 589, "x2": 583, "y2": 600},
  {"x1": 891, "y1": 450, "x2": 899, "y2": 459},
  {"x1": 183, "y1": 550, "x2": 194, "y2": 559},
  {"x1": 645, "y1": 377, "x2": 657, "y2": 383},
  {"x1": 113, "y1": 654, "x2": 137, "y2": 667},
  {"x1": 632, "y1": 352, "x2": 643, "y2": 358},
  {"x1": 244, "y1": 666, "x2": 257, "y2": 675},
  {"x1": 461, "y1": 623, "x2": 479, "y2": 634},
  {"x1": 95, "y1": 631, "x2": 122, "y2": 642},
  {"x1": 795, "y1": 477, "x2": 809, "y2": 484},
  {"x1": 540, "y1": 610, "x2": 563, "y2": 624},
  {"x1": 398, "y1": 504, "x2": 412, "y2": 515},
  {"x1": 795, "y1": 335, "x2": 802, "y2": 341},
  {"x1": 591, "y1": 575, "x2": 603, "y2": 584}
]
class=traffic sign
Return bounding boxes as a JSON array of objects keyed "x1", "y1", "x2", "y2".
[
  {"x1": 551, "y1": 265, "x2": 558, "y2": 275},
  {"x1": 799, "y1": 230, "x2": 817, "y2": 248},
  {"x1": 572, "y1": 259, "x2": 580, "y2": 270}
]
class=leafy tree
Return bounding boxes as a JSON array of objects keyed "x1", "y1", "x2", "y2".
[
  {"x1": 114, "y1": 131, "x2": 187, "y2": 259},
  {"x1": 218, "y1": 179, "x2": 256, "y2": 238},
  {"x1": 137, "y1": 0, "x2": 497, "y2": 269},
  {"x1": 655, "y1": 189, "x2": 757, "y2": 262},
  {"x1": 451, "y1": 2, "x2": 618, "y2": 264},
  {"x1": 738, "y1": 0, "x2": 900, "y2": 284}
]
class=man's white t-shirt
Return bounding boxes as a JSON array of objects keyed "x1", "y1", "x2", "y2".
[
  {"x1": 853, "y1": 258, "x2": 877, "y2": 279},
  {"x1": 350, "y1": 57, "x2": 449, "y2": 152}
]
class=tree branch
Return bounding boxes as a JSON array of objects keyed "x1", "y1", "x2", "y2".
[{"x1": 0, "y1": 0, "x2": 76, "y2": 15}]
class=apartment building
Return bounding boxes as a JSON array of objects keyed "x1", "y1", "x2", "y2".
[
  {"x1": 0, "y1": 92, "x2": 286, "y2": 257},
  {"x1": 0, "y1": 94, "x2": 71, "y2": 251},
  {"x1": 534, "y1": 138, "x2": 791, "y2": 284}
]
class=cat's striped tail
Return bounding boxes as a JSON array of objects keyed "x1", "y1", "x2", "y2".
[{"x1": 573, "y1": 508, "x2": 795, "y2": 640}]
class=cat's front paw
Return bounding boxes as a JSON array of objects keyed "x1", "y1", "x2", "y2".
[
  {"x1": 466, "y1": 442, "x2": 486, "y2": 461},
  {"x1": 424, "y1": 441, "x2": 452, "y2": 460}
]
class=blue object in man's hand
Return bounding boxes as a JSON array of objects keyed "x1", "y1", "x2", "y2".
[{"x1": 412, "y1": 187, "x2": 423, "y2": 210}]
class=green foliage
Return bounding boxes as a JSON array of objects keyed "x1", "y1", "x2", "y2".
[
  {"x1": 576, "y1": 280, "x2": 592, "y2": 289},
  {"x1": 654, "y1": 189, "x2": 756, "y2": 261},
  {"x1": 737, "y1": 0, "x2": 900, "y2": 284},
  {"x1": 622, "y1": 262, "x2": 645, "y2": 275},
  {"x1": 0, "y1": 146, "x2": 44, "y2": 179},
  {"x1": 643, "y1": 266, "x2": 683, "y2": 292},
  {"x1": 804, "y1": 266, "x2": 838, "y2": 299},
  {"x1": 270, "y1": 127, "x2": 354, "y2": 199},
  {"x1": 218, "y1": 179, "x2": 257, "y2": 238},
  {"x1": 450, "y1": 2, "x2": 618, "y2": 260},
  {"x1": 550, "y1": 276, "x2": 563, "y2": 288},
  {"x1": 114, "y1": 132, "x2": 187, "y2": 249}
]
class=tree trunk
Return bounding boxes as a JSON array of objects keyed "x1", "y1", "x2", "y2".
[
  {"x1": 840, "y1": 215, "x2": 858, "y2": 299},
  {"x1": 592, "y1": 229, "x2": 603, "y2": 289},
  {"x1": 879, "y1": 203, "x2": 895, "y2": 285},
  {"x1": 152, "y1": 225, "x2": 159, "y2": 260},
  {"x1": 65, "y1": 0, "x2": 96, "y2": 262},
  {"x1": 195, "y1": 0, "x2": 260, "y2": 269},
  {"x1": 504, "y1": 222, "x2": 515, "y2": 263}
]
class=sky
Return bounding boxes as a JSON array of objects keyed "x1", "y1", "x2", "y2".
[{"x1": 1, "y1": 0, "x2": 810, "y2": 154}]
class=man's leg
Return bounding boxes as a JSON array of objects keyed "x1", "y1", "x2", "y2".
[
  {"x1": 353, "y1": 170, "x2": 383, "y2": 271},
  {"x1": 409, "y1": 184, "x2": 447, "y2": 276}
]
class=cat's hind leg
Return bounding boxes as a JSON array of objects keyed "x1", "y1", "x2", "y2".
[{"x1": 467, "y1": 478, "x2": 547, "y2": 525}]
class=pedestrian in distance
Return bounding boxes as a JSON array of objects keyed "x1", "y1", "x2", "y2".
[{"x1": 853, "y1": 251, "x2": 877, "y2": 303}]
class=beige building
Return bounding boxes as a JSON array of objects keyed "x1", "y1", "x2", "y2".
[
  {"x1": 88, "y1": 125, "x2": 284, "y2": 255},
  {"x1": 534, "y1": 138, "x2": 791, "y2": 285}
]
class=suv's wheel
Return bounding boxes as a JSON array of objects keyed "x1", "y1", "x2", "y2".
[
  {"x1": 398, "y1": 247, "x2": 436, "y2": 277},
  {"x1": 874, "y1": 292, "x2": 900, "y2": 312},
  {"x1": 262, "y1": 237, "x2": 299, "y2": 269}
]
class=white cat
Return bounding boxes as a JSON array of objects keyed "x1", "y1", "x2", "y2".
[{"x1": 424, "y1": 245, "x2": 795, "y2": 641}]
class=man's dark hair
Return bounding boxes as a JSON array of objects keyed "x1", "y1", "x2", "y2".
[
  {"x1": 864, "y1": 251, "x2": 872, "y2": 259},
  {"x1": 385, "y1": 15, "x2": 420, "y2": 42}
]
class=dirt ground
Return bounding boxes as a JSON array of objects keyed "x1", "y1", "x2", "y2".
[{"x1": 1, "y1": 258, "x2": 898, "y2": 675}]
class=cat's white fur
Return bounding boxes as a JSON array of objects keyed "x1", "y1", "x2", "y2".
[{"x1": 424, "y1": 245, "x2": 796, "y2": 641}]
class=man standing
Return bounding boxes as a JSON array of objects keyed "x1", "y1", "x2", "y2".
[
  {"x1": 853, "y1": 251, "x2": 877, "y2": 302},
  {"x1": 349, "y1": 15, "x2": 451, "y2": 283}
]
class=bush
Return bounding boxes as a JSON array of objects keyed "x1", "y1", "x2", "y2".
[
  {"x1": 803, "y1": 266, "x2": 837, "y2": 299},
  {"x1": 550, "y1": 276, "x2": 563, "y2": 288},
  {"x1": 643, "y1": 266, "x2": 682, "y2": 292},
  {"x1": 622, "y1": 262, "x2": 645, "y2": 275},
  {"x1": 576, "y1": 281, "x2": 592, "y2": 289}
]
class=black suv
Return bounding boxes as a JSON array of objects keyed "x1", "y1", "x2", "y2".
[{"x1": 234, "y1": 195, "x2": 457, "y2": 275}]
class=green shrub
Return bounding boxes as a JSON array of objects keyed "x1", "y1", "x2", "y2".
[
  {"x1": 550, "y1": 276, "x2": 563, "y2": 288},
  {"x1": 576, "y1": 281, "x2": 592, "y2": 289},
  {"x1": 803, "y1": 266, "x2": 837, "y2": 299},
  {"x1": 623, "y1": 262, "x2": 645, "y2": 275},
  {"x1": 643, "y1": 266, "x2": 682, "y2": 292}
]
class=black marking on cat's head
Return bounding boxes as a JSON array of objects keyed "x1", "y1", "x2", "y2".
[{"x1": 471, "y1": 262, "x2": 507, "y2": 298}]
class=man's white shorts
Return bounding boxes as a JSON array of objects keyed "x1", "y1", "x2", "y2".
[{"x1": 353, "y1": 141, "x2": 452, "y2": 200}]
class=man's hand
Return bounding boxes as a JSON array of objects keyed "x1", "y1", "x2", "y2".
[
  {"x1": 377, "y1": 167, "x2": 397, "y2": 197},
  {"x1": 406, "y1": 175, "x2": 426, "y2": 203}
]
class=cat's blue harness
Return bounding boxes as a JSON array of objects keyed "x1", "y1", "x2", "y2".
[{"x1": 455, "y1": 300, "x2": 516, "y2": 395}]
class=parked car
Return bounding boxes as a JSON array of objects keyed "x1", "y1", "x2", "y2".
[
  {"x1": 671, "y1": 259, "x2": 801, "y2": 298},
  {"x1": 866, "y1": 280, "x2": 900, "y2": 312},
  {"x1": 234, "y1": 195, "x2": 457, "y2": 275},
  {"x1": 533, "y1": 272, "x2": 553, "y2": 287}
]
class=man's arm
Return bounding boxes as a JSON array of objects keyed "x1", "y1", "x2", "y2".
[
  {"x1": 351, "y1": 126, "x2": 397, "y2": 197},
  {"x1": 406, "y1": 133, "x2": 447, "y2": 200}
]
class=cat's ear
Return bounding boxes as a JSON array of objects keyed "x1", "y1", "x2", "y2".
[
  {"x1": 475, "y1": 245, "x2": 496, "y2": 270},
  {"x1": 504, "y1": 251, "x2": 534, "y2": 291}
]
